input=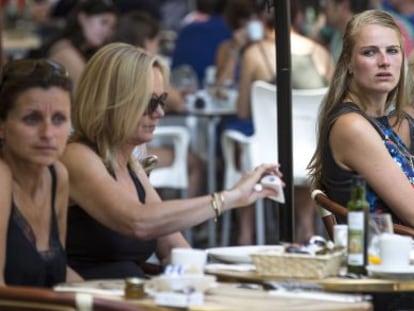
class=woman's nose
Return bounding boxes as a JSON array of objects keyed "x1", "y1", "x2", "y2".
[
  {"x1": 152, "y1": 104, "x2": 165, "y2": 118},
  {"x1": 378, "y1": 52, "x2": 390, "y2": 67},
  {"x1": 40, "y1": 121, "x2": 54, "y2": 138}
]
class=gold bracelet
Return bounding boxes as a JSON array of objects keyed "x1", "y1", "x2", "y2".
[
  {"x1": 213, "y1": 192, "x2": 224, "y2": 217},
  {"x1": 211, "y1": 193, "x2": 224, "y2": 222},
  {"x1": 210, "y1": 194, "x2": 220, "y2": 222}
]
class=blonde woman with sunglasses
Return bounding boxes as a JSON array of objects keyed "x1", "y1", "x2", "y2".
[{"x1": 62, "y1": 42, "x2": 282, "y2": 280}]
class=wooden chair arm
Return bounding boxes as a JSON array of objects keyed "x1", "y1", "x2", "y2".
[
  {"x1": 0, "y1": 286, "x2": 147, "y2": 310},
  {"x1": 312, "y1": 190, "x2": 414, "y2": 238},
  {"x1": 394, "y1": 223, "x2": 414, "y2": 238},
  {"x1": 312, "y1": 191, "x2": 348, "y2": 218}
]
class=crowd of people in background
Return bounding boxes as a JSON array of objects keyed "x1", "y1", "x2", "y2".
[{"x1": 2, "y1": 0, "x2": 414, "y2": 287}]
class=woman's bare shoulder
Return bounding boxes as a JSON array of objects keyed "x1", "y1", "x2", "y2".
[
  {"x1": 62, "y1": 142, "x2": 98, "y2": 166},
  {"x1": 49, "y1": 39, "x2": 76, "y2": 55},
  {"x1": 331, "y1": 111, "x2": 381, "y2": 143}
]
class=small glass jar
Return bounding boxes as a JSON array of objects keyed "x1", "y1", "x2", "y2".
[{"x1": 124, "y1": 277, "x2": 145, "y2": 299}]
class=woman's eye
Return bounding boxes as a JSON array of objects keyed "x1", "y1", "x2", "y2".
[
  {"x1": 23, "y1": 113, "x2": 41, "y2": 125},
  {"x1": 362, "y1": 49, "x2": 375, "y2": 56},
  {"x1": 52, "y1": 113, "x2": 68, "y2": 125},
  {"x1": 387, "y1": 47, "x2": 400, "y2": 54}
]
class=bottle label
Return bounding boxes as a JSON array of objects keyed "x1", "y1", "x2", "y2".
[{"x1": 347, "y1": 211, "x2": 365, "y2": 266}]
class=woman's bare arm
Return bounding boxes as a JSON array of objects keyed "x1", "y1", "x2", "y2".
[
  {"x1": 330, "y1": 113, "x2": 414, "y2": 226},
  {"x1": 62, "y1": 142, "x2": 280, "y2": 240},
  {"x1": 0, "y1": 160, "x2": 12, "y2": 285}
]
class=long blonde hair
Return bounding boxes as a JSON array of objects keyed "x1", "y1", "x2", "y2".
[
  {"x1": 71, "y1": 42, "x2": 169, "y2": 172},
  {"x1": 308, "y1": 9, "x2": 406, "y2": 189}
]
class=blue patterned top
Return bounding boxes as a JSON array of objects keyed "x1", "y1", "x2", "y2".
[{"x1": 366, "y1": 116, "x2": 414, "y2": 216}]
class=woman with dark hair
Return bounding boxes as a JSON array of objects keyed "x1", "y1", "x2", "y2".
[
  {"x1": 0, "y1": 59, "x2": 80, "y2": 286},
  {"x1": 46, "y1": 0, "x2": 118, "y2": 87}
]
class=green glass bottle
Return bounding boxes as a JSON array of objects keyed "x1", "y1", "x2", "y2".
[{"x1": 347, "y1": 175, "x2": 369, "y2": 275}]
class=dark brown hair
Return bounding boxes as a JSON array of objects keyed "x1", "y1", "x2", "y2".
[
  {"x1": 0, "y1": 59, "x2": 72, "y2": 120},
  {"x1": 113, "y1": 11, "x2": 160, "y2": 48}
]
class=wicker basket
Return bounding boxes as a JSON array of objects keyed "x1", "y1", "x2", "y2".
[{"x1": 251, "y1": 249, "x2": 345, "y2": 279}]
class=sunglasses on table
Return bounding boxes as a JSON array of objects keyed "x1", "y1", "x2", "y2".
[{"x1": 145, "y1": 92, "x2": 168, "y2": 115}]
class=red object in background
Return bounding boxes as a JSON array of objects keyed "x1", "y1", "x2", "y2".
[{"x1": 1, "y1": 0, "x2": 26, "y2": 10}]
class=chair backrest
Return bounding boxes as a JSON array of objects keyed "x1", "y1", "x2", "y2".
[
  {"x1": 311, "y1": 189, "x2": 414, "y2": 240},
  {"x1": 0, "y1": 286, "x2": 146, "y2": 311},
  {"x1": 249, "y1": 81, "x2": 327, "y2": 186},
  {"x1": 292, "y1": 88, "x2": 328, "y2": 185},
  {"x1": 147, "y1": 125, "x2": 190, "y2": 190},
  {"x1": 249, "y1": 80, "x2": 278, "y2": 168}
]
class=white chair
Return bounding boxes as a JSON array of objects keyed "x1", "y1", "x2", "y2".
[
  {"x1": 148, "y1": 126, "x2": 190, "y2": 197},
  {"x1": 220, "y1": 81, "x2": 328, "y2": 245},
  {"x1": 292, "y1": 88, "x2": 328, "y2": 185},
  {"x1": 220, "y1": 80, "x2": 277, "y2": 246}
]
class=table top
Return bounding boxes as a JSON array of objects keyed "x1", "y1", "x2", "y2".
[
  {"x1": 205, "y1": 267, "x2": 414, "y2": 293},
  {"x1": 55, "y1": 280, "x2": 372, "y2": 311},
  {"x1": 131, "y1": 283, "x2": 371, "y2": 311},
  {"x1": 2, "y1": 30, "x2": 41, "y2": 52},
  {"x1": 184, "y1": 89, "x2": 237, "y2": 117}
]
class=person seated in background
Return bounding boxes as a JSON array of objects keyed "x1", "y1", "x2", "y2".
[
  {"x1": 114, "y1": 11, "x2": 184, "y2": 112},
  {"x1": 309, "y1": 10, "x2": 414, "y2": 227},
  {"x1": 0, "y1": 59, "x2": 81, "y2": 286},
  {"x1": 171, "y1": 0, "x2": 231, "y2": 86},
  {"x1": 62, "y1": 42, "x2": 282, "y2": 279},
  {"x1": 215, "y1": 0, "x2": 261, "y2": 90},
  {"x1": 226, "y1": 0, "x2": 334, "y2": 244},
  {"x1": 45, "y1": 0, "x2": 118, "y2": 88},
  {"x1": 113, "y1": 11, "x2": 206, "y2": 199}
]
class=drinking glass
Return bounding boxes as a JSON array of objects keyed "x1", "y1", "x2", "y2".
[{"x1": 368, "y1": 213, "x2": 393, "y2": 265}]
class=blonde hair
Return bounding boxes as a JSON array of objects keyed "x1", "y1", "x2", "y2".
[
  {"x1": 71, "y1": 42, "x2": 169, "y2": 172},
  {"x1": 308, "y1": 9, "x2": 406, "y2": 189}
]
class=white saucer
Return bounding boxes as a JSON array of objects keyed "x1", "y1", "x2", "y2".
[{"x1": 367, "y1": 265, "x2": 414, "y2": 279}]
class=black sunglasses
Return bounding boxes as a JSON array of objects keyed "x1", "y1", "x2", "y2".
[
  {"x1": 0, "y1": 59, "x2": 68, "y2": 87},
  {"x1": 145, "y1": 92, "x2": 168, "y2": 115}
]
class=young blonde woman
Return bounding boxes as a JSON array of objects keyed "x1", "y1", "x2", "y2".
[
  {"x1": 309, "y1": 10, "x2": 414, "y2": 227},
  {"x1": 62, "y1": 42, "x2": 282, "y2": 279}
]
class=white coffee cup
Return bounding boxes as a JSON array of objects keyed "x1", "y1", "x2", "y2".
[
  {"x1": 333, "y1": 224, "x2": 348, "y2": 248},
  {"x1": 379, "y1": 233, "x2": 412, "y2": 268},
  {"x1": 171, "y1": 248, "x2": 207, "y2": 274},
  {"x1": 246, "y1": 20, "x2": 264, "y2": 42}
]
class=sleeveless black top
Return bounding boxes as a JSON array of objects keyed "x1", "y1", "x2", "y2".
[
  {"x1": 322, "y1": 103, "x2": 414, "y2": 224},
  {"x1": 5, "y1": 166, "x2": 66, "y2": 287},
  {"x1": 66, "y1": 165, "x2": 157, "y2": 279}
]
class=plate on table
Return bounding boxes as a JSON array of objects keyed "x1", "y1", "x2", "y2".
[
  {"x1": 207, "y1": 245, "x2": 285, "y2": 264},
  {"x1": 367, "y1": 265, "x2": 414, "y2": 279}
]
